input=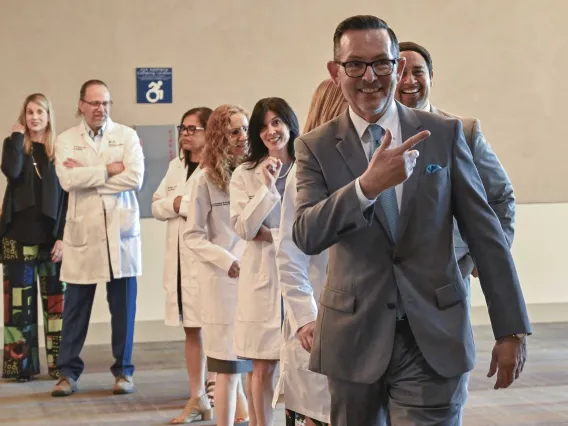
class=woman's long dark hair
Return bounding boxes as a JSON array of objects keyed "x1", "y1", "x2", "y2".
[
  {"x1": 244, "y1": 97, "x2": 298, "y2": 170},
  {"x1": 179, "y1": 107, "x2": 213, "y2": 167}
]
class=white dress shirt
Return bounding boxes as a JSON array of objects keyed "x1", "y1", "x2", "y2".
[
  {"x1": 82, "y1": 120, "x2": 109, "y2": 196},
  {"x1": 83, "y1": 120, "x2": 106, "y2": 153},
  {"x1": 352, "y1": 101, "x2": 403, "y2": 210}
]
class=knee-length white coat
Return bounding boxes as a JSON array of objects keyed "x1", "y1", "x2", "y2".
[
  {"x1": 273, "y1": 163, "x2": 330, "y2": 423},
  {"x1": 183, "y1": 170, "x2": 245, "y2": 360},
  {"x1": 152, "y1": 157, "x2": 203, "y2": 327},
  {"x1": 229, "y1": 163, "x2": 283, "y2": 360}
]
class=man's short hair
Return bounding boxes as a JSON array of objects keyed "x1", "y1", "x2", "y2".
[
  {"x1": 333, "y1": 15, "x2": 400, "y2": 60},
  {"x1": 399, "y1": 42, "x2": 433, "y2": 78},
  {"x1": 76, "y1": 79, "x2": 109, "y2": 117}
]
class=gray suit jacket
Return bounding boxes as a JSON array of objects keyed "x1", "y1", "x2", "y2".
[
  {"x1": 292, "y1": 102, "x2": 530, "y2": 384},
  {"x1": 431, "y1": 106, "x2": 515, "y2": 279}
]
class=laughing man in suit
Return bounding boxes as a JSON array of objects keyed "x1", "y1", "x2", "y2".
[{"x1": 396, "y1": 41, "x2": 515, "y2": 285}]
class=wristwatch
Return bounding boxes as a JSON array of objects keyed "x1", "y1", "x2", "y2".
[{"x1": 512, "y1": 333, "x2": 527, "y2": 340}]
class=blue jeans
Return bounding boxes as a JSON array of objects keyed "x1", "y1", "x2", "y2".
[{"x1": 56, "y1": 277, "x2": 137, "y2": 380}]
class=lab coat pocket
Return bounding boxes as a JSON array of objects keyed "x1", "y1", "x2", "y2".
[
  {"x1": 292, "y1": 337, "x2": 311, "y2": 371},
  {"x1": 119, "y1": 208, "x2": 140, "y2": 238},
  {"x1": 64, "y1": 216, "x2": 87, "y2": 247},
  {"x1": 204, "y1": 276, "x2": 237, "y2": 324},
  {"x1": 237, "y1": 273, "x2": 270, "y2": 322},
  {"x1": 106, "y1": 143, "x2": 124, "y2": 163}
]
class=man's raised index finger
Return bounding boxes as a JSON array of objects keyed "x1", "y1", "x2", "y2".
[{"x1": 398, "y1": 130, "x2": 431, "y2": 153}]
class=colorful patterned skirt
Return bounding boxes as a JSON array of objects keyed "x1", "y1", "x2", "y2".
[
  {"x1": 286, "y1": 409, "x2": 328, "y2": 426},
  {"x1": 2, "y1": 237, "x2": 65, "y2": 380}
]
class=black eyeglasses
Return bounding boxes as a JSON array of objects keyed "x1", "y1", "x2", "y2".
[
  {"x1": 335, "y1": 59, "x2": 398, "y2": 78},
  {"x1": 81, "y1": 100, "x2": 113, "y2": 108},
  {"x1": 177, "y1": 125, "x2": 204, "y2": 135}
]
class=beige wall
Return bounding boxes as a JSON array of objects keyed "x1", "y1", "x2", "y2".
[
  {"x1": 0, "y1": 0, "x2": 566, "y2": 202},
  {"x1": 0, "y1": 1, "x2": 564, "y2": 339}
]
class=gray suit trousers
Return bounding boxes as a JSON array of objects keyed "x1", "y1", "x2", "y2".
[{"x1": 328, "y1": 319, "x2": 469, "y2": 426}]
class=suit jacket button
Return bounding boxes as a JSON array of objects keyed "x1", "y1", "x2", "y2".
[{"x1": 386, "y1": 302, "x2": 396, "y2": 310}]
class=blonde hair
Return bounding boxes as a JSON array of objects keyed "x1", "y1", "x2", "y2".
[
  {"x1": 17, "y1": 93, "x2": 56, "y2": 160},
  {"x1": 303, "y1": 79, "x2": 346, "y2": 134},
  {"x1": 201, "y1": 104, "x2": 249, "y2": 192}
]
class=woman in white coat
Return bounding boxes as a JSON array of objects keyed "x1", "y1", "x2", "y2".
[
  {"x1": 184, "y1": 104, "x2": 252, "y2": 426},
  {"x1": 151, "y1": 107, "x2": 215, "y2": 423},
  {"x1": 230, "y1": 98, "x2": 299, "y2": 426},
  {"x1": 273, "y1": 80, "x2": 347, "y2": 426}
]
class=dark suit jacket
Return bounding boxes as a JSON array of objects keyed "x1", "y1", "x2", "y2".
[
  {"x1": 431, "y1": 106, "x2": 515, "y2": 279},
  {"x1": 292, "y1": 102, "x2": 530, "y2": 383},
  {"x1": 0, "y1": 132, "x2": 67, "y2": 242}
]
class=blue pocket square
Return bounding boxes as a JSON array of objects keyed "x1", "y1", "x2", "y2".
[{"x1": 426, "y1": 164, "x2": 443, "y2": 174}]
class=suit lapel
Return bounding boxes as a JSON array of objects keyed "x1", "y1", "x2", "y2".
[
  {"x1": 334, "y1": 111, "x2": 391, "y2": 238},
  {"x1": 335, "y1": 111, "x2": 367, "y2": 180},
  {"x1": 397, "y1": 102, "x2": 426, "y2": 242}
]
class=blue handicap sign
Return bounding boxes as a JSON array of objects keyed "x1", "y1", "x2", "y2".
[{"x1": 136, "y1": 68, "x2": 172, "y2": 104}]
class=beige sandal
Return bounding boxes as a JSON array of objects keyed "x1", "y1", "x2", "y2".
[{"x1": 170, "y1": 394, "x2": 213, "y2": 424}]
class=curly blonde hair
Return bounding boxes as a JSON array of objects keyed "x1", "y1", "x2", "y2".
[{"x1": 201, "y1": 104, "x2": 249, "y2": 192}]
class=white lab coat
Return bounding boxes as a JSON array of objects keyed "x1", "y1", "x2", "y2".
[
  {"x1": 152, "y1": 157, "x2": 203, "y2": 327},
  {"x1": 230, "y1": 163, "x2": 282, "y2": 360},
  {"x1": 183, "y1": 170, "x2": 245, "y2": 360},
  {"x1": 55, "y1": 119, "x2": 144, "y2": 284},
  {"x1": 273, "y1": 163, "x2": 330, "y2": 422}
]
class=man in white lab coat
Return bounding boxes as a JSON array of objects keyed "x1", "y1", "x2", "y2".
[{"x1": 51, "y1": 80, "x2": 144, "y2": 397}]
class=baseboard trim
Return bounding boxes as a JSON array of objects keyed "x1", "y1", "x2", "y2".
[
  {"x1": 1, "y1": 320, "x2": 187, "y2": 348},
  {"x1": 3, "y1": 302, "x2": 565, "y2": 348},
  {"x1": 469, "y1": 301, "x2": 566, "y2": 325}
]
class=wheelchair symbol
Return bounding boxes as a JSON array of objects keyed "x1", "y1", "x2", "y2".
[{"x1": 146, "y1": 81, "x2": 164, "y2": 103}]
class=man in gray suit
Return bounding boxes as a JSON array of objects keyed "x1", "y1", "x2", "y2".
[
  {"x1": 396, "y1": 41, "x2": 515, "y2": 282},
  {"x1": 292, "y1": 15, "x2": 530, "y2": 426}
]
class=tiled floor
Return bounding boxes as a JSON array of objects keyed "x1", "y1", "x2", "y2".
[{"x1": 1, "y1": 323, "x2": 568, "y2": 425}]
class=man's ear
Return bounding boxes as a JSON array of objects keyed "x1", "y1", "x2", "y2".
[{"x1": 327, "y1": 61, "x2": 341, "y2": 86}]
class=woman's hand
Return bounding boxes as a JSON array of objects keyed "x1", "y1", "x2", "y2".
[
  {"x1": 11, "y1": 123, "x2": 25, "y2": 134},
  {"x1": 173, "y1": 196, "x2": 183, "y2": 214},
  {"x1": 51, "y1": 240, "x2": 63, "y2": 263},
  {"x1": 256, "y1": 157, "x2": 282, "y2": 188},
  {"x1": 228, "y1": 260, "x2": 240, "y2": 278},
  {"x1": 253, "y1": 225, "x2": 273, "y2": 243},
  {"x1": 297, "y1": 321, "x2": 316, "y2": 352}
]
